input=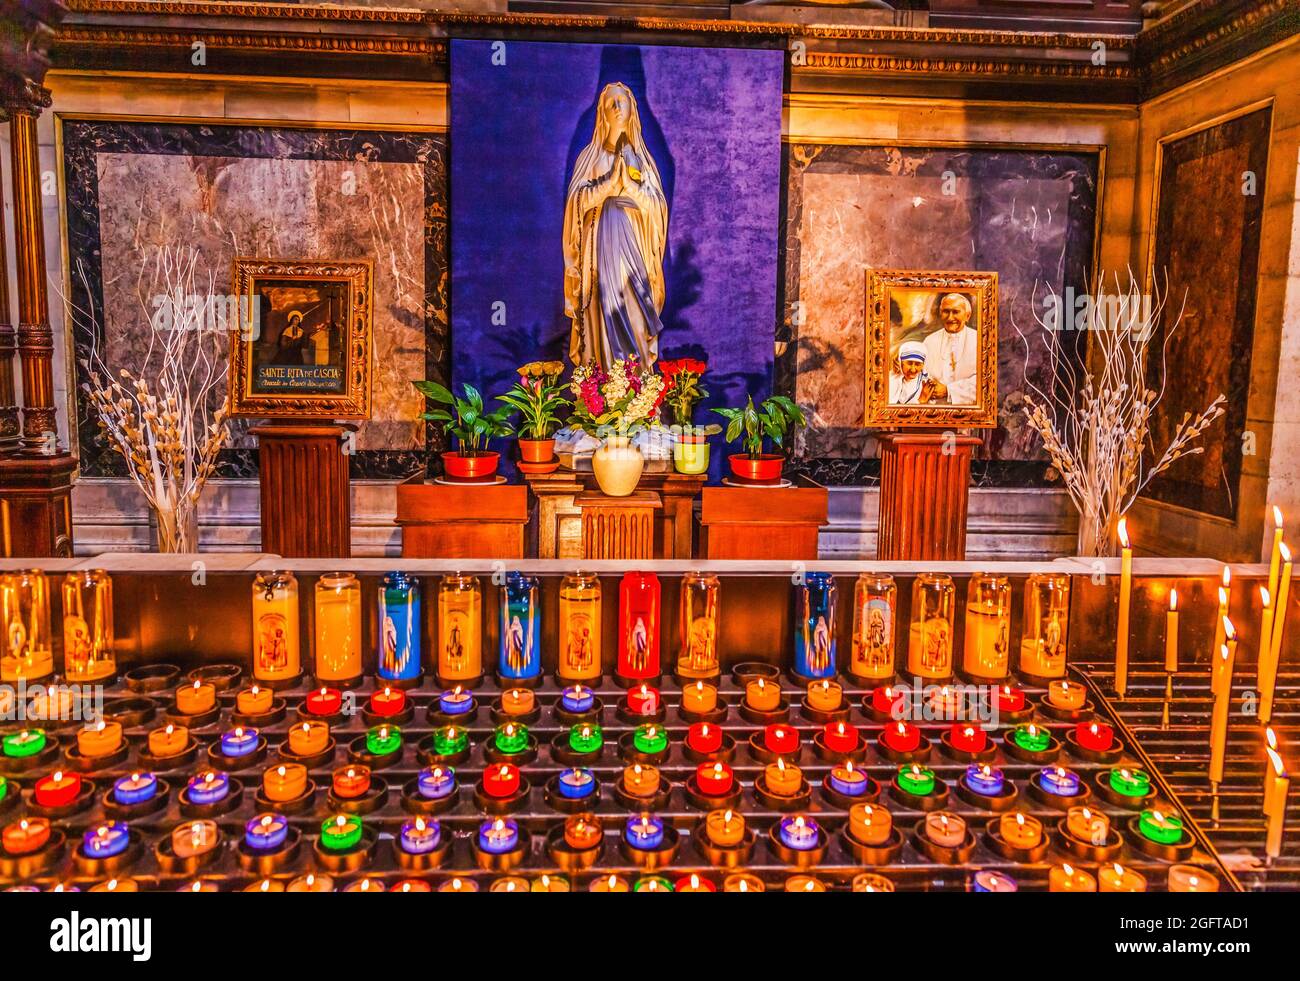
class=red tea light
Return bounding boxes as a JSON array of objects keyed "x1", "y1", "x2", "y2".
[
  {"x1": 996, "y1": 686, "x2": 1026, "y2": 713},
  {"x1": 676, "y1": 874, "x2": 716, "y2": 893},
  {"x1": 332, "y1": 765, "x2": 371, "y2": 800},
  {"x1": 2, "y1": 817, "x2": 51, "y2": 855},
  {"x1": 306, "y1": 687, "x2": 343, "y2": 716},
  {"x1": 870, "y1": 686, "x2": 901, "y2": 716},
  {"x1": 763, "y1": 724, "x2": 799, "y2": 755},
  {"x1": 882, "y1": 721, "x2": 921, "y2": 753},
  {"x1": 626, "y1": 685, "x2": 660, "y2": 715},
  {"x1": 368, "y1": 687, "x2": 406, "y2": 718},
  {"x1": 696, "y1": 762, "x2": 734, "y2": 796},
  {"x1": 1075, "y1": 721, "x2": 1114, "y2": 752},
  {"x1": 822, "y1": 720, "x2": 859, "y2": 753},
  {"x1": 686, "y1": 722, "x2": 722, "y2": 754},
  {"x1": 949, "y1": 722, "x2": 987, "y2": 753},
  {"x1": 484, "y1": 763, "x2": 521, "y2": 799},
  {"x1": 34, "y1": 770, "x2": 82, "y2": 808}
]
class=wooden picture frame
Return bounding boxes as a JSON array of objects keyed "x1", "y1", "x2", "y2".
[
  {"x1": 228, "y1": 257, "x2": 373, "y2": 419},
  {"x1": 865, "y1": 269, "x2": 998, "y2": 428}
]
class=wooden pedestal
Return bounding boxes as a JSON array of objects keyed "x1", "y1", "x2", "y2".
[
  {"x1": 396, "y1": 474, "x2": 528, "y2": 558},
  {"x1": 252, "y1": 422, "x2": 351, "y2": 558},
  {"x1": 876, "y1": 432, "x2": 980, "y2": 560},
  {"x1": 698, "y1": 481, "x2": 827, "y2": 560},
  {"x1": 578, "y1": 491, "x2": 660, "y2": 560},
  {"x1": 0, "y1": 453, "x2": 76, "y2": 557}
]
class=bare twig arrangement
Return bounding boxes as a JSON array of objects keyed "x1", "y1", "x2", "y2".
[
  {"x1": 64, "y1": 246, "x2": 230, "y2": 552},
  {"x1": 1017, "y1": 270, "x2": 1226, "y2": 557}
]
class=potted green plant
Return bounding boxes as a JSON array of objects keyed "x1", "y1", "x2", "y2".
[
  {"x1": 713, "y1": 394, "x2": 807, "y2": 485},
  {"x1": 495, "y1": 360, "x2": 570, "y2": 473},
  {"x1": 659, "y1": 358, "x2": 720, "y2": 474},
  {"x1": 412, "y1": 379, "x2": 513, "y2": 481}
]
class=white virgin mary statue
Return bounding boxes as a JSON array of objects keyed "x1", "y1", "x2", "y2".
[{"x1": 563, "y1": 82, "x2": 669, "y2": 370}]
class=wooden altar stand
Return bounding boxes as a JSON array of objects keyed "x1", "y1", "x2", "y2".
[
  {"x1": 252, "y1": 422, "x2": 352, "y2": 557},
  {"x1": 876, "y1": 432, "x2": 980, "y2": 560},
  {"x1": 395, "y1": 472, "x2": 528, "y2": 558},
  {"x1": 698, "y1": 478, "x2": 828, "y2": 560}
]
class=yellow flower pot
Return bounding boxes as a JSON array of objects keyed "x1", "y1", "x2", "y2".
[
  {"x1": 673, "y1": 438, "x2": 710, "y2": 475},
  {"x1": 592, "y1": 436, "x2": 644, "y2": 497}
]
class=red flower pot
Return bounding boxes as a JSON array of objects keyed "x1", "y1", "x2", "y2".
[
  {"x1": 727, "y1": 453, "x2": 784, "y2": 485},
  {"x1": 518, "y1": 438, "x2": 555, "y2": 464},
  {"x1": 442, "y1": 451, "x2": 499, "y2": 481}
]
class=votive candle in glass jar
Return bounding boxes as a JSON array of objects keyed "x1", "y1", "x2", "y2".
[
  {"x1": 962, "y1": 573, "x2": 1012, "y2": 681},
  {"x1": 850, "y1": 573, "x2": 896, "y2": 681},
  {"x1": 377, "y1": 572, "x2": 421, "y2": 682},
  {"x1": 793, "y1": 572, "x2": 836, "y2": 680},
  {"x1": 437, "y1": 574, "x2": 482, "y2": 683},
  {"x1": 618, "y1": 572, "x2": 661, "y2": 681},
  {"x1": 314, "y1": 573, "x2": 362, "y2": 683},
  {"x1": 908, "y1": 574, "x2": 955, "y2": 680},
  {"x1": 558, "y1": 572, "x2": 602, "y2": 682},
  {"x1": 677, "y1": 572, "x2": 720, "y2": 680},
  {"x1": 0, "y1": 570, "x2": 53, "y2": 682},
  {"x1": 251, "y1": 571, "x2": 300, "y2": 683},
  {"x1": 498, "y1": 572, "x2": 541, "y2": 682},
  {"x1": 1020, "y1": 572, "x2": 1070, "y2": 679},
  {"x1": 61, "y1": 570, "x2": 116, "y2": 682}
]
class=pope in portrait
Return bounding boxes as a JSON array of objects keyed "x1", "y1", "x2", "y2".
[{"x1": 920, "y1": 292, "x2": 979, "y2": 405}]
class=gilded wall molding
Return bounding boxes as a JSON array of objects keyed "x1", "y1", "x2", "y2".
[{"x1": 57, "y1": 28, "x2": 444, "y2": 56}]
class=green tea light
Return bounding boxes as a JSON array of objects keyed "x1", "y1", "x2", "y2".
[
  {"x1": 366, "y1": 725, "x2": 402, "y2": 756},
  {"x1": 432, "y1": 725, "x2": 468, "y2": 756},
  {"x1": 1012, "y1": 724, "x2": 1052, "y2": 753},
  {"x1": 1108, "y1": 767, "x2": 1152, "y2": 798},
  {"x1": 495, "y1": 722, "x2": 530, "y2": 755},
  {"x1": 320, "y1": 814, "x2": 364, "y2": 851},
  {"x1": 568, "y1": 723, "x2": 603, "y2": 755},
  {"x1": 1137, "y1": 809, "x2": 1183, "y2": 845},
  {"x1": 896, "y1": 764, "x2": 936, "y2": 796},
  {"x1": 632, "y1": 724, "x2": 668, "y2": 755},
  {"x1": 2, "y1": 729, "x2": 46, "y2": 758},
  {"x1": 633, "y1": 875, "x2": 675, "y2": 893},
  {"x1": 0, "y1": 776, "x2": 7, "y2": 801}
]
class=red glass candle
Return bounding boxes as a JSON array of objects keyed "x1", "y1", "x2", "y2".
[
  {"x1": 483, "y1": 763, "x2": 521, "y2": 799},
  {"x1": 763, "y1": 724, "x2": 799, "y2": 755},
  {"x1": 306, "y1": 687, "x2": 343, "y2": 716},
  {"x1": 870, "y1": 686, "x2": 900, "y2": 716},
  {"x1": 626, "y1": 684, "x2": 660, "y2": 716},
  {"x1": 949, "y1": 723, "x2": 987, "y2": 753},
  {"x1": 34, "y1": 770, "x2": 81, "y2": 808},
  {"x1": 676, "y1": 874, "x2": 716, "y2": 892},
  {"x1": 618, "y1": 572, "x2": 661, "y2": 680},
  {"x1": 369, "y1": 687, "x2": 406, "y2": 718},
  {"x1": 882, "y1": 721, "x2": 921, "y2": 753},
  {"x1": 1075, "y1": 721, "x2": 1114, "y2": 752},
  {"x1": 995, "y1": 686, "x2": 1026, "y2": 713},
  {"x1": 695, "y1": 761, "x2": 734, "y2": 796},
  {"x1": 687, "y1": 722, "x2": 723, "y2": 754},
  {"x1": 822, "y1": 721, "x2": 859, "y2": 753}
]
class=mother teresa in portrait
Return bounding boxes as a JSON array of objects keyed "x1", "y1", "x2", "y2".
[{"x1": 563, "y1": 82, "x2": 669, "y2": 370}]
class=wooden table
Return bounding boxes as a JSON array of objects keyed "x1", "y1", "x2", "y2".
[
  {"x1": 698, "y1": 479, "x2": 828, "y2": 560},
  {"x1": 395, "y1": 472, "x2": 528, "y2": 558}
]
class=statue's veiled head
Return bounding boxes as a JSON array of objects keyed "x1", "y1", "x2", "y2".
[{"x1": 596, "y1": 82, "x2": 639, "y2": 151}]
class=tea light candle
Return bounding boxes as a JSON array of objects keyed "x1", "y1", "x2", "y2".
[
  {"x1": 852, "y1": 873, "x2": 894, "y2": 892},
  {"x1": 897, "y1": 764, "x2": 936, "y2": 796},
  {"x1": 723, "y1": 873, "x2": 765, "y2": 893},
  {"x1": 705, "y1": 808, "x2": 745, "y2": 847},
  {"x1": 828, "y1": 761, "x2": 869, "y2": 797},
  {"x1": 532, "y1": 874, "x2": 569, "y2": 893},
  {"x1": 259, "y1": 764, "x2": 306, "y2": 803},
  {"x1": 882, "y1": 721, "x2": 921, "y2": 753},
  {"x1": 1099, "y1": 862, "x2": 1147, "y2": 892},
  {"x1": 1137, "y1": 809, "x2": 1184, "y2": 845},
  {"x1": 493, "y1": 722, "x2": 528, "y2": 755},
  {"x1": 560, "y1": 684, "x2": 594, "y2": 714},
  {"x1": 76, "y1": 721, "x2": 123, "y2": 758},
  {"x1": 186, "y1": 771, "x2": 229, "y2": 806},
  {"x1": 696, "y1": 762, "x2": 734, "y2": 796},
  {"x1": 0, "y1": 728, "x2": 42, "y2": 758},
  {"x1": 677, "y1": 874, "x2": 715, "y2": 893},
  {"x1": 305, "y1": 687, "x2": 342, "y2": 716},
  {"x1": 746, "y1": 678, "x2": 781, "y2": 712},
  {"x1": 399, "y1": 816, "x2": 441, "y2": 855},
  {"x1": 320, "y1": 814, "x2": 363, "y2": 851},
  {"x1": 479, "y1": 817, "x2": 520, "y2": 854},
  {"x1": 849, "y1": 803, "x2": 893, "y2": 845},
  {"x1": 2, "y1": 817, "x2": 50, "y2": 855},
  {"x1": 432, "y1": 726, "x2": 467, "y2": 756},
  {"x1": 288, "y1": 721, "x2": 329, "y2": 756},
  {"x1": 394, "y1": 879, "x2": 433, "y2": 893},
  {"x1": 777, "y1": 814, "x2": 820, "y2": 850},
  {"x1": 178, "y1": 880, "x2": 219, "y2": 892},
  {"x1": 287, "y1": 873, "x2": 334, "y2": 892},
  {"x1": 686, "y1": 722, "x2": 722, "y2": 754},
  {"x1": 1075, "y1": 721, "x2": 1114, "y2": 752},
  {"x1": 148, "y1": 724, "x2": 189, "y2": 758},
  {"x1": 176, "y1": 680, "x2": 215, "y2": 716},
  {"x1": 113, "y1": 772, "x2": 158, "y2": 806},
  {"x1": 568, "y1": 723, "x2": 603, "y2": 754},
  {"x1": 500, "y1": 688, "x2": 535, "y2": 716},
  {"x1": 0, "y1": 776, "x2": 6, "y2": 803},
  {"x1": 632, "y1": 724, "x2": 668, "y2": 754},
  {"x1": 964, "y1": 764, "x2": 1004, "y2": 796},
  {"x1": 172, "y1": 819, "x2": 218, "y2": 859},
  {"x1": 625, "y1": 813, "x2": 664, "y2": 850},
  {"x1": 591, "y1": 874, "x2": 630, "y2": 892},
  {"x1": 870, "y1": 685, "x2": 901, "y2": 715},
  {"x1": 438, "y1": 686, "x2": 474, "y2": 716},
  {"x1": 484, "y1": 763, "x2": 521, "y2": 799},
  {"x1": 930, "y1": 685, "x2": 962, "y2": 716},
  {"x1": 83, "y1": 821, "x2": 130, "y2": 858},
  {"x1": 1047, "y1": 680, "x2": 1086, "y2": 711},
  {"x1": 1011, "y1": 724, "x2": 1051, "y2": 753},
  {"x1": 219, "y1": 727, "x2": 260, "y2": 758},
  {"x1": 563, "y1": 814, "x2": 603, "y2": 850},
  {"x1": 1050, "y1": 863, "x2": 1097, "y2": 892},
  {"x1": 1066, "y1": 805, "x2": 1109, "y2": 843},
  {"x1": 823, "y1": 720, "x2": 859, "y2": 753},
  {"x1": 343, "y1": 878, "x2": 382, "y2": 893},
  {"x1": 949, "y1": 723, "x2": 987, "y2": 754},
  {"x1": 364, "y1": 724, "x2": 401, "y2": 756},
  {"x1": 418, "y1": 766, "x2": 456, "y2": 800},
  {"x1": 368, "y1": 686, "x2": 406, "y2": 718},
  {"x1": 1039, "y1": 766, "x2": 1081, "y2": 797},
  {"x1": 245, "y1": 878, "x2": 287, "y2": 893},
  {"x1": 973, "y1": 871, "x2": 1017, "y2": 892},
  {"x1": 999, "y1": 811, "x2": 1043, "y2": 849},
  {"x1": 1108, "y1": 767, "x2": 1151, "y2": 798},
  {"x1": 626, "y1": 684, "x2": 660, "y2": 715},
  {"x1": 91, "y1": 877, "x2": 138, "y2": 893},
  {"x1": 925, "y1": 811, "x2": 966, "y2": 848},
  {"x1": 682, "y1": 681, "x2": 717, "y2": 714},
  {"x1": 807, "y1": 679, "x2": 843, "y2": 712},
  {"x1": 995, "y1": 686, "x2": 1026, "y2": 713},
  {"x1": 763, "y1": 724, "x2": 798, "y2": 755},
  {"x1": 1167, "y1": 865, "x2": 1219, "y2": 892},
  {"x1": 244, "y1": 813, "x2": 288, "y2": 851},
  {"x1": 34, "y1": 770, "x2": 81, "y2": 808},
  {"x1": 623, "y1": 763, "x2": 660, "y2": 798},
  {"x1": 557, "y1": 767, "x2": 596, "y2": 800},
  {"x1": 764, "y1": 759, "x2": 803, "y2": 797},
  {"x1": 237, "y1": 685, "x2": 274, "y2": 716},
  {"x1": 331, "y1": 765, "x2": 370, "y2": 800}
]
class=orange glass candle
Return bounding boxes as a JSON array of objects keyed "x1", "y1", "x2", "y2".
[
  {"x1": 263, "y1": 763, "x2": 308, "y2": 803},
  {"x1": 563, "y1": 814, "x2": 603, "y2": 850},
  {"x1": 176, "y1": 681, "x2": 216, "y2": 716},
  {"x1": 681, "y1": 681, "x2": 717, "y2": 714},
  {"x1": 1066, "y1": 805, "x2": 1110, "y2": 844},
  {"x1": 746, "y1": 678, "x2": 781, "y2": 712},
  {"x1": 848, "y1": 803, "x2": 893, "y2": 846},
  {"x1": 705, "y1": 808, "x2": 746, "y2": 847},
  {"x1": 999, "y1": 811, "x2": 1043, "y2": 849},
  {"x1": 1099, "y1": 863, "x2": 1148, "y2": 892},
  {"x1": 236, "y1": 685, "x2": 274, "y2": 716},
  {"x1": 289, "y1": 721, "x2": 329, "y2": 756},
  {"x1": 148, "y1": 724, "x2": 189, "y2": 758},
  {"x1": 1050, "y1": 863, "x2": 1097, "y2": 892},
  {"x1": 764, "y1": 759, "x2": 802, "y2": 797},
  {"x1": 76, "y1": 720, "x2": 123, "y2": 758},
  {"x1": 500, "y1": 688, "x2": 535, "y2": 717},
  {"x1": 622, "y1": 763, "x2": 660, "y2": 798},
  {"x1": 806, "y1": 679, "x2": 842, "y2": 712}
]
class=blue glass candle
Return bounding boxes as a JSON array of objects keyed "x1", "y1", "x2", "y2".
[
  {"x1": 220, "y1": 727, "x2": 260, "y2": 758},
  {"x1": 399, "y1": 817, "x2": 441, "y2": 855},
  {"x1": 973, "y1": 870, "x2": 1018, "y2": 892},
  {"x1": 1039, "y1": 766, "x2": 1081, "y2": 797},
  {"x1": 560, "y1": 685, "x2": 595, "y2": 714},
  {"x1": 83, "y1": 821, "x2": 130, "y2": 859},
  {"x1": 417, "y1": 766, "x2": 456, "y2": 800},
  {"x1": 245, "y1": 813, "x2": 289, "y2": 851},
  {"x1": 624, "y1": 814, "x2": 665, "y2": 851},
  {"x1": 477, "y1": 817, "x2": 519, "y2": 854},
  {"x1": 498, "y1": 572, "x2": 542, "y2": 681},
  {"x1": 378, "y1": 572, "x2": 421, "y2": 682},
  {"x1": 186, "y1": 771, "x2": 230, "y2": 806},
  {"x1": 438, "y1": 687, "x2": 475, "y2": 716},
  {"x1": 793, "y1": 572, "x2": 837, "y2": 679},
  {"x1": 778, "y1": 814, "x2": 821, "y2": 850},
  {"x1": 558, "y1": 767, "x2": 596, "y2": 800},
  {"x1": 964, "y1": 764, "x2": 1005, "y2": 797},
  {"x1": 112, "y1": 772, "x2": 158, "y2": 806}
]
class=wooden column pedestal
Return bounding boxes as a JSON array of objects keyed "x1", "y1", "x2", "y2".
[
  {"x1": 698, "y1": 481, "x2": 828, "y2": 560},
  {"x1": 578, "y1": 491, "x2": 660, "y2": 560},
  {"x1": 396, "y1": 475, "x2": 527, "y2": 558},
  {"x1": 252, "y1": 422, "x2": 351, "y2": 557},
  {"x1": 876, "y1": 432, "x2": 981, "y2": 560},
  {"x1": 0, "y1": 453, "x2": 75, "y2": 557}
]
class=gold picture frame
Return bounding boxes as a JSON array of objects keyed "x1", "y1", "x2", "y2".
[
  {"x1": 228, "y1": 257, "x2": 373, "y2": 419},
  {"x1": 865, "y1": 269, "x2": 998, "y2": 429}
]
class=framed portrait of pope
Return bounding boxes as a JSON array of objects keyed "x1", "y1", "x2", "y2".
[{"x1": 864, "y1": 269, "x2": 998, "y2": 428}]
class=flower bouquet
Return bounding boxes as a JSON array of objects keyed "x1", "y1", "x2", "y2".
[
  {"x1": 568, "y1": 359, "x2": 666, "y2": 495},
  {"x1": 658, "y1": 358, "x2": 722, "y2": 474}
]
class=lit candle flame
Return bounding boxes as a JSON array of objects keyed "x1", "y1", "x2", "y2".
[
  {"x1": 1170, "y1": 588, "x2": 1178, "y2": 611},
  {"x1": 1283, "y1": 542, "x2": 1293, "y2": 564},
  {"x1": 1117, "y1": 517, "x2": 1130, "y2": 550}
]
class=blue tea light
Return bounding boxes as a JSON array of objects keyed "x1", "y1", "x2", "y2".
[
  {"x1": 964, "y1": 764, "x2": 1005, "y2": 797},
  {"x1": 82, "y1": 821, "x2": 130, "y2": 859},
  {"x1": 399, "y1": 817, "x2": 442, "y2": 855},
  {"x1": 244, "y1": 813, "x2": 289, "y2": 852},
  {"x1": 477, "y1": 817, "x2": 520, "y2": 854},
  {"x1": 1039, "y1": 765, "x2": 1081, "y2": 797},
  {"x1": 185, "y1": 771, "x2": 230, "y2": 806},
  {"x1": 112, "y1": 772, "x2": 159, "y2": 807},
  {"x1": 220, "y1": 726, "x2": 260, "y2": 758},
  {"x1": 827, "y1": 763, "x2": 870, "y2": 797},
  {"x1": 438, "y1": 687, "x2": 475, "y2": 716},
  {"x1": 973, "y1": 870, "x2": 1018, "y2": 892},
  {"x1": 778, "y1": 814, "x2": 821, "y2": 851},
  {"x1": 560, "y1": 685, "x2": 595, "y2": 714},
  {"x1": 624, "y1": 814, "x2": 665, "y2": 851},
  {"x1": 558, "y1": 767, "x2": 596, "y2": 800},
  {"x1": 417, "y1": 766, "x2": 456, "y2": 800}
]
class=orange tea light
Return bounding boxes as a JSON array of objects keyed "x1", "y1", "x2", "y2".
[
  {"x1": 147, "y1": 724, "x2": 189, "y2": 758},
  {"x1": 622, "y1": 763, "x2": 660, "y2": 798},
  {"x1": 76, "y1": 720, "x2": 123, "y2": 758},
  {"x1": 500, "y1": 688, "x2": 535, "y2": 716},
  {"x1": 236, "y1": 685, "x2": 274, "y2": 716},
  {"x1": 1099, "y1": 862, "x2": 1148, "y2": 892},
  {"x1": 590, "y1": 874, "x2": 629, "y2": 892},
  {"x1": 176, "y1": 681, "x2": 216, "y2": 716},
  {"x1": 263, "y1": 764, "x2": 308, "y2": 803},
  {"x1": 332, "y1": 765, "x2": 371, "y2": 800},
  {"x1": 806, "y1": 679, "x2": 842, "y2": 712},
  {"x1": 289, "y1": 720, "x2": 329, "y2": 756},
  {"x1": 563, "y1": 814, "x2": 604, "y2": 851},
  {"x1": 999, "y1": 811, "x2": 1043, "y2": 849},
  {"x1": 1049, "y1": 863, "x2": 1097, "y2": 892},
  {"x1": 1066, "y1": 805, "x2": 1109, "y2": 844},
  {"x1": 682, "y1": 681, "x2": 718, "y2": 714},
  {"x1": 764, "y1": 759, "x2": 802, "y2": 797},
  {"x1": 2, "y1": 817, "x2": 51, "y2": 855},
  {"x1": 848, "y1": 803, "x2": 893, "y2": 846},
  {"x1": 746, "y1": 678, "x2": 781, "y2": 712},
  {"x1": 705, "y1": 808, "x2": 746, "y2": 847}
]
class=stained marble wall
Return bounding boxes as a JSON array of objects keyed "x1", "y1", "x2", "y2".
[
  {"x1": 781, "y1": 142, "x2": 1100, "y2": 486},
  {"x1": 61, "y1": 121, "x2": 448, "y2": 479}
]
